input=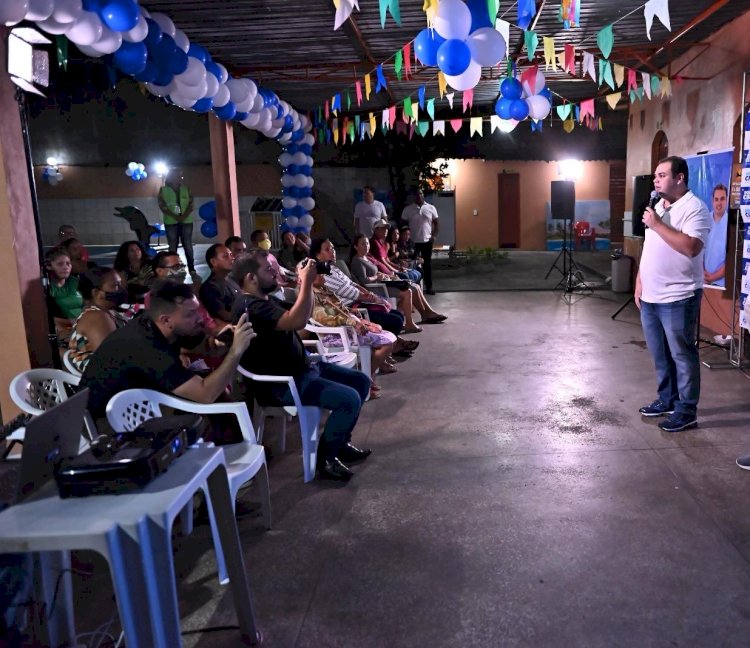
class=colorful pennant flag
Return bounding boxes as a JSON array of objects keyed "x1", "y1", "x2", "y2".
[
  {"x1": 613, "y1": 63, "x2": 625, "y2": 88},
  {"x1": 556, "y1": 104, "x2": 572, "y2": 121},
  {"x1": 427, "y1": 97, "x2": 435, "y2": 119},
  {"x1": 433, "y1": 120, "x2": 446, "y2": 136},
  {"x1": 395, "y1": 50, "x2": 403, "y2": 80},
  {"x1": 642, "y1": 72, "x2": 652, "y2": 99},
  {"x1": 582, "y1": 52, "x2": 596, "y2": 81},
  {"x1": 563, "y1": 118, "x2": 575, "y2": 133},
  {"x1": 418, "y1": 121, "x2": 429, "y2": 137},
  {"x1": 606, "y1": 93, "x2": 622, "y2": 110},
  {"x1": 543, "y1": 37, "x2": 557, "y2": 71},
  {"x1": 333, "y1": 0, "x2": 359, "y2": 30},
  {"x1": 490, "y1": 115, "x2": 501, "y2": 133},
  {"x1": 450, "y1": 119, "x2": 463, "y2": 133},
  {"x1": 446, "y1": 92, "x2": 455, "y2": 109},
  {"x1": 438, "y1": 72, "x2": 447, "y2": 98},
  {"x1": 597, "y1": 24, "x2": 614, "y2": 59},
  {"x1": 365, "y1": 73, "x2": 372, "y2": 100},
  {"x1": 369, "y1": 112, "x2": 376, "y2": 133},
  {"x1": 627, "y1": 68, "x2": 637, "y2": 92},
  {"x1": 524, "y1": 31, "x2": 539, "y2": 61},
  {"x1": 404, "y1": 43, "x2": 412, "y2": 78},
  {"x1": 379, "y1": 0, "x2": 401, "y2": 28},
  {"x1": 644, "y1": 0, "x2": 671, "y2": 40},
  {"x1": 463, "y1": 89, "x2": 474, "y2": 113},
  {"x1": 418, "y1": 85, "x2": 426, "y2": 109},
  {"x1": 599, "y1": 59, "x2": 615, "y2": 90},
  {"x1": 563, "y1": 44, "x2": 575, "y2": 74},
  {"x1": 469, "y1": 117, "x2": 483, "y2": 137},
  {"x1": 375, "y1": 64, "x2": 387, "y2": 92},
  {"x1": 518, "y1": 0, "x2": 537, "y2": 31}
]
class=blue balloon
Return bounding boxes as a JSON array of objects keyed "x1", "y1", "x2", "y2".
[
  {"x1": 509, "y1": 98, "x2": 529, "y2": 120},
  {"x1": 281, "y1": 208, "x2": 295, "y2": 218},
  {"x1": 234, "y1": 111, "x2": 249, "y2": 121},
  {"x1": 437, "y1": 39, "x2": 471, "y2": 76},
  {"x1": 466, "y1": 0, "x2": 493, "y2": 32},
  {"x1": 284, "y1": 115, "x2": 294, "y2": 129},
  {"x1": 100, "y1": 0, "x2": 140, "y2": 31},
  {"x1": 144, "y1": 18, "x2": 163, "y2": 48},
  {"x1": 152, "y1": 34, "x2": 176, "y2": 68},
  {"x1": 154, "y1": 70, "x2": 173, "y2": 86},
  {"x1": 282, "y1": 187, "x2": 294, "y2": 196},
  {"x1": 82, "y1": 0, "x2": 102, "y2": 10},
  {"x1": 289, "y1": 186, "x2": 301, "y2": 198},
  {"x1": 198, "y1": 200, "x2": 217, "y2": 221},
  {"x1": 414, "y1": 28, "x2": 445, "y2": 67},
  {"x1": 168, "y1": 48, "x2": 189, "y2": 75},
  {"x1": 214, "y1": 101, "x2": 237, "y2": 120},
  {"x1": 113, "y1": 41, "x2": 148, "y2": 75},
  {"x1": 279, "y1": 223, "x2": 291, "y2": 233},
  {"x1": 133, "y1": 60, "x2": 158, "y2": 83},
  {"x1": 187, "y1": 43, "x2": 208, "y2": 63},
  {"x1": 192, "y1": 97, "x2": 214, "y2": 113},
  {"x1": 500, "y1": 78, "x2": 522, "y2": 100},
  {"x1": 286, "y1": 143, "x2": 299, "y2": 154},
  {"x1": 297, "y1": 187, "x2": 312, "y2": 198},
  {"x1": 495, "y1": 97, "x2": 513, "y2": 120},
  {"x1": 205, "y1": 61, "x2": 223, "y2": 80},
  {"x1": 300, "y1": 144, "x2": 313, "y2": 155},
  {"x1": 292, "y1": 205, "x2": 305, "y2": 217},
  {"x1": 291, "y1": 129, "x2": 304, "y2": 142},
  {"x1": 539, "y1": 87, "x2": 552, "y2": 100},
  {"x1": 201, "y1": 221, "x2": 218, "y2": 238},
  {"x1": 288, "y1": 164, "x2": 300, "y2": 175},
  {"x1": 300, "y1": 166, "x2": 312, "y2": 176},
  {"x1": 293, "y1": 226, "x2": 306, "y2": 234}
]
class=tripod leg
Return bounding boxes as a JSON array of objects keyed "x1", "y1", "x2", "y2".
[
  {"x1": 545, "y1": 247, "x2": 566, "y2": 279},
  {"x1": 611, "y1": 296, "x2": 635, "y2": 320}
]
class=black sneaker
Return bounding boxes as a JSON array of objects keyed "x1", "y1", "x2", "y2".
[
  {"x1": 658, "y1": 412, "x2": 697, "y2": 433},
  {"x1": 639, "y1": 400, "x2": 674, "y2": 417},
  {"x1": 736, "y1": 455, "x2": 750, "y2": 471}
]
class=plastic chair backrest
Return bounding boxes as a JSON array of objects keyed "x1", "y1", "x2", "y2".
[
  {"x1": 9, "y1": 369, "x2": 81, "y2": 416},
  {"x1": 574, "y1": 221, "x2": 591, "y2": 235},
  {"x1": 62, "y1": 350, "x2": 83, "y2": 377}
]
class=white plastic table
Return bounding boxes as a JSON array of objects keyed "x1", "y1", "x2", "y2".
[{"x1": 0, "y1": 445, "x2": 261, "y2": 647}]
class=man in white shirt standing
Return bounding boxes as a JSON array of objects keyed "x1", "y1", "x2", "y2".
[
  {"x1": 353, "y1": 186, "x2": 387, "y2": 238},
  {"x1": 635, "y1": 156, "x2": 712, "y2": 433},
  {"x1": 401, "y1": 189, "x2": 439, "y2": 294}
]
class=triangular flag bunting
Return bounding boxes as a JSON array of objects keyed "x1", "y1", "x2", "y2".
[
  {"x1": 556, "y1": 104, "x2": 571, "y2": 121},
  {"x1": 606, "y1": 93, "x2": 622, "y2": 110},
  {"x1": 651, "y1": 75, "x2": 661, "y2": 97},
  {"x1": 418, "y1": 85, "x2": 426, "y2": 109},
  {"x1": 346, "y1": 91, "x2": 352, "y2": 111},
  {"x1": 599, "y1": 59, "x2": 615, "y2": 90},
  {"x1": 597, "y1": 24, "x2": 614, "y2": 59},
  {"x1": 563, "y1": 44, "x2": 575, "y2": 74},
  {"x1": 418, "y1": 121, "x2": 429, "y2": 137},
  {"x1": 450, "y1": 118, "x2": 463, "y2": 133},
  {"x1": 426, "y1": 97, "x2": 435, "y2": 119},
  {"x1": 563, "y1": 118, "x2": 575, "y2": 133},
  {"x1": 642, "y1": 71, "x2": 652, "y2": 99},
  {"x1": 613, "y1": 63, "x2": 624, "y2": 88},
  {"x1": 644, "y1": 0, "x2": 671, "y2": 40},
  {"x1": 324, "y1": 100, "x2": 330, "y2": 119},
  {"x1": 394, "y1": 49, "x2": 403, "y2": 80},
  {"x1": 469, "y1": 117, "x2": 483, "y2": 137},
  {"x1": 334, "y1": 0, "x2": 359, "y2": 30},
  {"x1": 413, "y1": 104, "x2": 419, "y2": 123},
  {"x1": 463, "y1": 89, "x2": 474, "y2": 112},
  {"x1": 490, "y1": 115, "x2": 501, "y2": 133},
  {"x1": 408, "y1": 123, "x2": 415, "y2": 140},
  {"x1": 375, "y1": 64, "x2": 387, "y2": 92},
  {"x1": 423, "y1": 0, "x2": 438, "y2": 27},
  {"x1": 530, "y1": 119, "x2": 543, "y2": 132},
  {"x1": 627, "y1": 68, "x2": 637, "y2": 92},
  {"x1": 365, "y1": 73, "x2": 372, "y2": 100},
  {"x1": 543, "y1": 36, "x2": 557, "y2": 71},
  {"x1": 433, "y1": 120, "x2": 445, "y2": 136},
  {"x1": 487, "y1": 0, "x2": 499, "y2": 24},
  {"x1": 438, "y1": 72, "x2": 447, "y2": 98},
  {"x1": 446, "y1": 92, "x2": 455, "y2": 109},
  {"x1": 404, "y1": 43, "x2": 412, "y2": 78},
  {"x1": 379, "y1": 0, "x2": 402, "y2": 27},
  {"x1": 524, "y1": 31, "x2": 538, "y2": 61},
  {"x1": 369, "y1": 112, "x2": 376, "y2": 134},
  {"x1": 355, "y1": 80, "x2": 362, "y2": 105},
  {"x1": 333, "y1": 118, "x2": 339, "y2": 144},
  {"x1": 382, "y1": 108, "x2": 390, "y2": 130},
  {"x1": 582, "y1": 52, "x2": 596, "y2": 81},
  {"x1": 518, "y1": 0, "x2": 537, "y2": 31},
  {"x1": 520, "y1": 65, "x2": 538, "y2": 92},
  {"x1": 403, "y1": 97, "x2": 413, "y2": 121},
  {"x1": 659, "y1": 76, "x2": 671, "y2": 98},
  {"x1": 389, "y1": 105, "x2": 396, "y2": 126}
]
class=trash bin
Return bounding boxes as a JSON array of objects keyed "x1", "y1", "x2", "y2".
[{"x1": 611, "y1": 251, "x2": 633, "y2": 293}]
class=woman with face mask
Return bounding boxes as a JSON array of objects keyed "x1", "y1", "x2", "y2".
[{"x1": 68, "y1": 267, "x2": 129, "y2": 373}]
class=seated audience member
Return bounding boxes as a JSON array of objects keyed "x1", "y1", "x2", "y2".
[
  {"x1": 60, "y1": 238, "x2": 97, "y2": 276},
  {"x1": 249, "y1": 229, "x2": 272, "y2": 252},
  {"x1": 250, "y1": 228, "x2": 292, "y2": 286},
  {"x1": 45, "y1": 247, "x2": 83, "y2": 346},
  {"x1": 81, "y1": 279, "x2": 256, "y2": 440},
  {"x1": 303, "y1": 260, "x2": 396, "y2": 392},
  {"x1": 114, "y1": 240, "x2": 152, "y2": 302},
  {"x1": 199, "y1": 244, "x2": 241, "y2": 326},
  {"x1": 398, "y1": 225, "x2": 419, "y2": 263},
  {"x1": 68, "y1": 267, "x2": 128, "y2": 373},
  {"x1": 230, "y1": 252, "x2": 372, "y2": 482},
  {"x1": 58, "y1": 224, "x2": 90, "y2": 262},
  {"x1": 148, "y1": 250, "x2": 187, "y2": 286},
  {"x1": 225, "y1": 235, "x2": 247, "y2": 259},
  {"x1": 384, "y1": 225, "x2": 422, "y2": 282},
  {"x1": 277, "y1": 231, "x2": 297, "y2": 270},
  {"x1": 294, "y1": 232, "x2": 311, "y2": 264}
]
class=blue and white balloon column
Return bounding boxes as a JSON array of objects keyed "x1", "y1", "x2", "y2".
[
  {"x1": 9, "y1": 0, "x2": 316, "y2": 230},
  {"x1": 279, "y1": 128, "x2": 317, "y2": 236}
]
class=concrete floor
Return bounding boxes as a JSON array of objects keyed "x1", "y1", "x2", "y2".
[{"x1": 130, "y1": 288, "x2": 750, "y2": 648}]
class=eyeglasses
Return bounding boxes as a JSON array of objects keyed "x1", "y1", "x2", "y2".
[{"x1": 160, "y1": 263, "x2": 186, "y2": 271}]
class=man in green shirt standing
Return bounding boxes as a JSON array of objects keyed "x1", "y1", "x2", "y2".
[{"x1": 158, "y1": 169, "x2": 196, "y2": 275}]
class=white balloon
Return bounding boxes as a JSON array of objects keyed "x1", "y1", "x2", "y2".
[
  {"x1": 170, "y1": 93, "x2": 197, "y2": 110},
  {"x1": 277, "y1": 100, "x2": 290, "y2": 117},
  {"x1": 52, "y1": 0, "x2": 81, "y2": 23},
  {"x1": 145, "y1": 82, "x2": 171, "y2": 97},
  {"x1": 292, "y1": 152, "x2": 306, "y2": 165},
  {"x1": 293, "y1": 174, "x2": 307, "y2": 188},
  {"x1": 305, "y1": 156, "x2": 314, "y2": 167},
  {"x1": 37, "y1": 15, "x2": 72, "y2": 34},
  {"x1": 241, "y1": 112, "x2": 260, "y2": 128},
  {"x1": 48, "y1": 176, "x2": 59, "y2": 186},
  {"x1": 149, "y1": 12, "x2": 175, "y2": 38},
  {"x1": 250, "y1": 94, "x2": 264, "y2": 113},
  {"x1": 521, "y1": 69, "x2": 546, "y2": 97},
  {"x1": 280, "y1": 174, "x2": 294, "y2": 188},
  {"x1": 122, "y1": 11, "x2": 148, "y2": 43},
  {"x1": 467, "y1": 27, "x2": 506, "y2": 67},
  {"x1": 526, "y1": 95, "x2": 551, "y2": 120},
  {"x1": 278, "y1": 133, "x2": 293, "y2": 145},
  {"x1": 263, "y1": 126, "x2": 282, "y2": 139},
  {"x1": 65, "y1": 11, "x2": 103, "y2": 46},
  {"x1": 303, "y1": 133, "x2": 315, "y2": 146},
  {"x1": 212, "y1": 85, "x2": 230, "y2": 108},
  {"x1": 292, "y1": 117, "x2": 301, "y2": 132},
  {"x1": 90, "y1": 28, "x2": 122, "y2": 55},
  {"x1": 235, "y1": 95, "x2": 253, "y2": 114},
  {"x1": 128, "y1": 162, "x2": 137, "y2": 170},
  {"x1": 176, "y1": 57, "x2": 206, "y2": 86},
  {"x1": 226, "y1": 78, "x2": 250, "y2": 105},
  {"x1": 434, "y1": 0, "x2": 471, "y2": 41},
  {"x1": 281, "y1": 197, "x2": 297, "y2": 209},
  {"x1": 172, "y1": 77, "x2": 207, "y2": 101},
  {"x1": 126, "y1": 167, "x2": 133, "y2": 176},
  {"x1": 285, "y1": 216, "x2": 299, "y2": 228},
  {"x1": 242, "y1": 78, "x2": 257, "y2": 102},
  {"x1": 272, "y1": 117, "x2": 286, "y2": 130},
  {"x1": 445, "y1": 60, "x2": 482, "y2": 91},
  {"x1": 204, "y1": 73, "x2": 219, "y2": 98},
  {"x1": 173, "y1": 29, "x2": 190, "y2": 53},
  {"x1": 306, "y1": 176, "x2": 315, "y2": 188},
  {"x1": 76, "y1": 43, "x2": 105, "y2": 57},
  {"x1": 299, "y1": 199, "x2": 315, "y2": 212},
  {"x1": 25, "y1": 0, "x2": 54, "y2": 22}
]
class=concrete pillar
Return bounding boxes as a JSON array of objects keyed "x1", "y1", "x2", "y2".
[
  {"x1": 0, "y1": 29, "x2": 53, "y2": 420},
  {"x1": 208, "y1": 115, "x2": 240, "y2": 242}
]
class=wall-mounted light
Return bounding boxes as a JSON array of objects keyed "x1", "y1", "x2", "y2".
[
  {"x1": 558, "y1": 159, "x2": 582, "y2": 182},
  {"x1": 153, "y1": 161, "x2": 169, "y2": 178},
  {"x1": 43, "y1": 158, "x2": 63, "y2": 186}
]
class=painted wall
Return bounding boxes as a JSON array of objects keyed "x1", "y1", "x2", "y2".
[
  {"x1": 624, "y1": 11, "x2": 750, "y2": 335},
  {"x1": 451, "y1": 159, "x2": 613, "y2": 249}
]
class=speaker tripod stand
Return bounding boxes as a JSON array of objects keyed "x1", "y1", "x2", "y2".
[{"x1": 544, "y1": 221, "x2": 593, "y2": 301}]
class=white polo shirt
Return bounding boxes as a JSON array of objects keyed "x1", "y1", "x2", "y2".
[
  {"x1": 402, "y1": 202, "x2": 439, "y2": 243},
  {"x1": 354, "y1": 200, "x2": 387, "y2": 237},
  {"x1": 639, "y1": 190, "x2": 711, "y2": 303}
]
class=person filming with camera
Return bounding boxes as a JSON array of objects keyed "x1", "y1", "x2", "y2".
[{"x1": 230, "y1": 250, "x2": 372, "y2": 482}]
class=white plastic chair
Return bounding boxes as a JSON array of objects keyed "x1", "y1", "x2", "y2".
[
  {"x1": 305, "y1": 321, "x2": 371, "y2": 378},
  {"x1": 62, "y1": 350, "x2": 83, "y2": 377},
  {"x1": 236, "y1": 366, "x2": 323, "y2": 483},
  {"x1": 8, "y1": 369, "x2": 93, "y2": 453},
  {"x1": 105, "y1": 389, "x2": 271, "y2": 585}
]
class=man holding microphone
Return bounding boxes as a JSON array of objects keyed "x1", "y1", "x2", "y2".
[{"x1": 635, "y1": 156, "x2": 712, "y2": 432}]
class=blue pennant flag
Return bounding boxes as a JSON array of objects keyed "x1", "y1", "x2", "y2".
[
  {"x1": 418, "y1": 85, "x2": 426, "y2": 110},
  {"x1": 376, "y1": 64, "x2": 388, "y2": 92}
]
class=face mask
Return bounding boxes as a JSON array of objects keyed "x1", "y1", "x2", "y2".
[
  {"x1": 166, "y1": 268, "x2": 187, "y2": 283},
  {"x1": 104, "y1": 290, "x2": 128, "y2": 306},
  {"x1": 258, "y1": 239, "x2": 272, "y2": 251},
  {"x1": 175, "y1": 331, "x2": 206, "y2": 350}
]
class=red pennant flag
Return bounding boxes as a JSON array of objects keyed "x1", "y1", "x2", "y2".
[
  {"x1": 450, "y1": 118, "x2": 463, "y2": 133},
  {"x1": 520, "y1": 65, "x2": 538, "y2": 91},
  {"x1": 389, "y1": 105, "x2": 397, "y2": 125},
  {"x1": 404, "y1": 43, "x2": 412, "y2": 79},
  {"x1": 355, "y1": 81, "x2": 362, "y2": 106},
  {"x1": 324, "y1": 100, "x2": 330, "y2": 120},
  {"x1": 564, "y1": 44, "x2": 575, "y2": 74},
  {"x1": 462, "y1": 89, "x2": 474, "y2": 113},
  {"x1": 579, "y1": 99, "x2": 595, "y2": 121},
  {"x1": 627, "y1": 69, "x2": 637, "y2": 92}
]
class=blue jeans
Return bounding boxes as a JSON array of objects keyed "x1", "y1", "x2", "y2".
[
  {"x1": 640, "y1": 290, "x2": 702, "y2": 416},
  {"x1": 280, "y1": 361, "x2": 371, "y2": 459},
  {"x1": 165, "y1": 222, "x2": 195, "y2": 272},
  {"x1": 398, "y1": 268, "x2": 422, "y2": 283}
]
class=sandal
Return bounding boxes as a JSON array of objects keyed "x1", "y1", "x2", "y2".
[
  {"x1": 402, "y1": 325, "x2": 423, "y2": 334},
  {"x1": 400, "y1": 340, "x2": 420, "y2": 351},
  {"x1": 368, "y1": 389, "x2": 382, "y2": 400},
  {"x1": 370, "y1": 381, "x2": 381, "y2": 391},
  {"x1": 380, "y1": 363, "x2": 398, "y2": 374}
]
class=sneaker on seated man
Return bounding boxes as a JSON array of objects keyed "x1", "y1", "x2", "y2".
[{"x1": 230, "y1": 251, "x2": 372, "y2": 482}]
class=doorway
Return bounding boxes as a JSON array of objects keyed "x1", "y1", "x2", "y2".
[{"x1": 498, "y1": 173, "x2": 521, "y2": 248}]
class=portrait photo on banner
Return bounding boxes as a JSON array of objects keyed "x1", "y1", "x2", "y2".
[{"x1": 685, "y1": 149, "x2": 734, "y2": 290}]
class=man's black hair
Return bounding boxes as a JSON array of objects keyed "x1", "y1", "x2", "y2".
[
  {"x1": 249, "y1": 229, "x2": 266, "y2": 243},
  {"x1": 658, "y1": 156, "x2": 689, "y2": 187},
  {"x1": 147, "y1": 279, "x2": 194, "y2": 318},
  {"x1": 205, "y1": 243, "x2": 224, "y2": 268},
  {"x1": 150, "y1": 250, "x2": 181, "y2": 273},
  {"x1": 230, "y1": 250, "x2": 268, "y2": 286},
  {"x1": 225, "y1": 235, "x2": 244, "y2": 247}
]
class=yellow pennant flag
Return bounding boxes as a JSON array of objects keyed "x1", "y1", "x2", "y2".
[
  {"x1": 369, "y1": 112, "x2": 376, "y2": 133},
  {"x1": 333, "y1": 122, "x2": 339, "y2": 145},
  {"x1": 563, "y1": 118, "x2": 575, "y2": 133},
  {"x1": 365, "y1": 73, "x2": 371, "y2": 100},
  {"x1": 613, "y1": 63, "x2": 625, "y2": 88},
  {"x1": 423, "y1": 0, "x2": 438, "y2": 27},
  {"x1": 659, "y1": 77, "x2": 671, "y2": 98},
  {"x1": 412, "y1": 104, "x2": 419, "y2": 123},
  {"x1": 469, "y1": 117, "x2": 483, "y2": 136},
  {"x1": 606, "y1": 92, "x2": 622, "y2": 110},
  {"x1": 543, "y1": 37, "x2": 557, "y2": 71},
  {"x1": 438, "y1": 71, "x2": 447, "y2": 98},
  {"x1": 332, "y1": 0, "x2": 339, "y2": 7}
]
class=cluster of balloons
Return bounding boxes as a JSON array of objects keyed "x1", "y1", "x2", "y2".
[
  {"x1": 198, "y1": 200, "x2": 218, "y2": 239},
  {"x1": 495, "y1": 70, "x2": 552, "y2": 124},
  {"x1": 125, "y1": 161, "x2": 147, "y2": 181},
  {"x1": 413, "y1": 0, "x2": 506, "y2": 92},
  {"x1": 43, "y1": 164, "x2": 64, "y2": 186},
  {"x1": 279, "y1": 135, "x2": 317, "y2": 235}
]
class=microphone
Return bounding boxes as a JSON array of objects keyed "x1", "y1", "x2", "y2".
[{"x1": 648, "y1": 190, "x2": 660, "y2": 209}]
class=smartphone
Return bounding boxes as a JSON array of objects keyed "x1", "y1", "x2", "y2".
[{"x1": 215, "y1": 327, "x2": 234, "y2": 347}]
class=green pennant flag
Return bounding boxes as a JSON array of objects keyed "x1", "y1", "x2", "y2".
[
  {"x1": 318, "y1": 128, "x2": 324, "y2": 143},
  {"x1": 418, "y1": 121, "x2": 429, "y2": 137},
  {"x1": 598, "y1": 59, "x2": 615, "y2": 90},
  {"x1": 487, "y1": 0, "x2": 499, "y2": 23},
  {"x1": 348, "y1": 122, "x2": 355, "y2": 142},
  {"x1": 506, "y1": 59, "x2": 513, "y2": 79},
  {"x1": 346, "y1": 91, "x2": 352, "y2": 111},
  {"x1": 524, "y1": 31, "x2": 538, "y2": 61},
  {"x1": 651, "y1": 75, "x2": 661, "y2": 96},
  {"x1": 354, "y1": 114, "x2": 361, "y2": 131},
  {"x1": 427, "y1": 97, "x2": 435, "y2": 120},
  {"x1": 597, "y1": 24, "x2": 614, "y2": 59},
  {"x1": 404, "y1": 96, "x2": 414, "y2": 119},
  {"x1": 395, "y1": 50, "x2": 403, "y2": 81}
]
